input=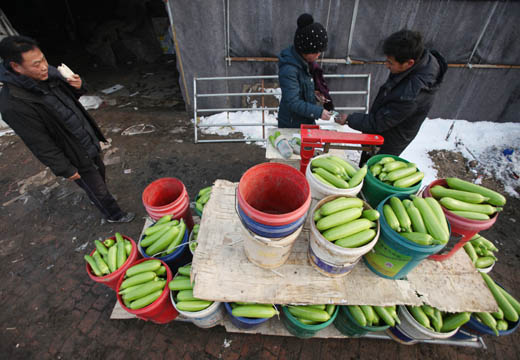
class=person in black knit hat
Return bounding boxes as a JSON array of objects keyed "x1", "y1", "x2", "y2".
[{"x1": 277, "y1": 14, "x2": 343, "y2": 128}]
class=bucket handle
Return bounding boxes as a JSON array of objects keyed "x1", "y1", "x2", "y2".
[{"x1": 234, "y1": 187, "x2": 287, "y2": 247}]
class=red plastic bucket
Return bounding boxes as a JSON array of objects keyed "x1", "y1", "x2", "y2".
[
  {"x1": 86, "y1": 235, "x2": 140, "y2": 291},
  {"x1": 237, "y1": 163, "x2": 311, "y2": 226},
  {"x1": 422, "y1": 179, "x2": 498, "y2": 261},
  {"x1": 142, "y1": 177, "x2": 194, "y2": 230},
  {"x1": 116, "y1": 258, "x2": 178, "y2": 324}
]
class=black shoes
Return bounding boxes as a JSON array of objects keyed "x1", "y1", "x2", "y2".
[{"x1": 107, "y1": 212, "x2": 136, "y2": 223}]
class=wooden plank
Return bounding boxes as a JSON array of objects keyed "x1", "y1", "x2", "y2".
[{"x1": 191, "y1": 180, "x2": 497, "y2": 312}]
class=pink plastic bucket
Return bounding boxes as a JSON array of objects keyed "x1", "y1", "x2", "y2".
[
  {"x1": 142, "y1": 177, "x2": 194, "y2": 230},
  {"x1": 237, "y1": 163, "x2": 311, "y2": 226}
]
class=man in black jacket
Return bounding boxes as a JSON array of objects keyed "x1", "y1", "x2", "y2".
[
  {"x1": 0, "y1": 36, "x2": 134, "y2": 223},
  {"x1": 336, "y1": 30, "x2": 447, "y2": 166}
]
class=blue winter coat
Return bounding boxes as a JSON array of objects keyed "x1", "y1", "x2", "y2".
[{"x1": 277, "y1": 46, "x2": 323, "y2": 128}]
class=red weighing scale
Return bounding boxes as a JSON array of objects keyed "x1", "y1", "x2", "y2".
[{"x1": 299, "y1": 124, "x2": 384, "y2": 173}]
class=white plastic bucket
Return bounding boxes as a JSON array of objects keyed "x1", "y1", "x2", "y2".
[
  {"x1": 242, "y1": 220, "x2": 303, "y2": 269},
  {"x1": 396, "y1": 305, "x2": 460, "y2": 340},
  {"x1": 169, "y1": 289, "x2": 224, "y2": 328},
  {"x1": 308, "y1": 194, "x2": 379, "y2": 277},
  {"x1": 305, "y1": 153, "x2": 363, "y2": 201}
]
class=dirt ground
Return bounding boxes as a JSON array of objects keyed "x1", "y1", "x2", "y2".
[{"x1": 1, "y1": 58, "x2": 519, "y2": 359}]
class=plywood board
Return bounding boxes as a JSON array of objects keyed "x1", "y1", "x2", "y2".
[{"x1": 191, "y1": 180, "x2": 498, "y2": 313}]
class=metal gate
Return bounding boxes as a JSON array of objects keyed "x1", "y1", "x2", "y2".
[{"x1": 193, "y1": 73, "x2": 371, "y2": 143}]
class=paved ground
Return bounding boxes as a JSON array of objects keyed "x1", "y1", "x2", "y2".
[{"x1": 1, "y1": 58, "x2": 519, "y2": 359}]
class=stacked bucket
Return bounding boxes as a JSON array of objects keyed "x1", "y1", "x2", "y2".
[{"x1": 237, "y1": 163, "x2": 311, "y2": 269}]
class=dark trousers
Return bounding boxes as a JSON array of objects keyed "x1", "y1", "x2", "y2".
[{"x1": 75, "y1": 155, "x2": 124, "y2": 220}]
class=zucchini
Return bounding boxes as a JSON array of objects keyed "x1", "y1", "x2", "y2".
[
  {"x1": 385, "y1": 165, "x2": 417, "y2": 182},
  {"x1": 408, "y1": 306, "x2": 431, "y2": 329},
  {"x1": 370, "y1": 163, "x2": 382, "y2": 176},
  {"x1": 389, "y1": 197, "x2": 412, "y2": 232},
  {"x1": 411, "y1": 196, "x2": 449, "y2": 244},
  {"x1": 393, "y1": 171, "x2": 424, "y2": 188},
  {"x1": 319, "y1": 197, "x2": 364, "y2": 216},
  {"x1": 165, "y1": 220, "x2": 186, "y2": 254},
  {"x1": 156, "y1": 214, "x2": 173, "y2": 225},
  {"x1": 328, "y1": 156, "x2": 358, "y2": 177},
  {"x1": 481, "y1": 273, "x2": 519, "y2": 322},
  {"x1": 141, "y1": 226, "x2": 170, "y2": 248},
  {"x1": 316, "y1": 207, "x2": 363, "y2": 231},
  {"x1": 322, "y1": 218, "x2": 374, "y2": 242},
  {"x1": 145, "y1": 226, "x2": 179, "y2": 256},
  {"x1": 288, "y1": 306, "x2": 330, "y2": 322},
  {"x1": 176, "y1": 300, "x2": 212, "y2": 312},
  {"x1": 360, "y1": 305, "x2": 376, "y2": 324},
  {"x1": 313, "y1": 168, "x2": 349, "y2": 189},
  {"x1": 451, "y1": 211, "x2": 490, "y2": 220},
  {"x1": 463, "y1": 242, "x2": 478, "y2": 263},
  {"x1": 85, "y1": 255, "x2": 102, "y2": 276},
  {"x1": 168, "y1": 277, "x2": 193, "y2": 291},
  {"x1": 383, "y1": 204, "x2": 400, "y2": 232},
  {"x1": 311, "y1": 157, "x2": 344, "y2": 176},
  {"x1": 123, "y1": 280, "x2": 166, "y2": 302},
  {"x1": 176, "y1": 289, "x2": 196, "y2": 302},
  {"x1": 335, "y1": 229, "x2": 376, "y2": 248},
  {"x1": 400, "y1": 232, "x2": 434, "y2": 246},
  {"x1": 93, "y1": 251, "x2": 110, "y2": 275},
  {"x1": 475, "y1": 256, "x2": 495, "y2": 269},
  {"x1": 116, "y1": 233, "x2": 127, "y2": 269},
  {"x1": 177, "y1": 264, "x2": 192, "y2": 277},
  {"x1": 373, "y1": 306, "x2": 395, "y2": 327},
  {"x1": 439, "y1": 197, "x2": 499, "y2": 215},
  {"x1": 129, "y1": 290, "x2": 163, "y2": 310},
  {"x1": 120, "y1": 271, "x2": 157, "y2": 290},
  {"x1": 430, "y1": 185, "x2": 489, "y2": 204},
  {"x1": 348, "y1": 165, "x2": 368, "y2": 188},
  {"x1": 475, "y1": 312, "x2": 499, "y2": 336},
  {"x1": 348, "y1": 305, "x2": 366, "y2": 327},
  {"x1": 424, "y1": 197, "x2": 450, "y2": 237},
  {"x1": 362, "y1": 209, "x2": 380, "y2": 221},
  {"x1": 94, "y1": 240, "x2": 109, "y2": 258},
  {"x1": 125, "y1": 260, "x2": 162, "y2": 278},
  {"x1": 107, "y1": 244, "x2": 117, "y2": 273},
  {"x1": 441, "y1": 312, "x2": 470, "y2": 332},
  {"x1": 233, "y1": 305, "x2": 278, "y2": 319},
  {"x1": 445, "y1": 177, "x2": 506, "y2": 206},
  {"x1": 382, "y1": 161, "x2": 407, "y2": 173},
  {"x1": 403, "y1": 200, "x2": 427, "y2": 233}
]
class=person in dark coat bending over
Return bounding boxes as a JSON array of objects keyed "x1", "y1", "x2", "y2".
[
  {"x1": 0, "y1": 35, "x2": 135, "y2": 223},
  {"x1": 277, "y1": 13, "x2": 336, "y2": 128},
  {"x1": 336, "y1": 30, "x2": 447, "y2": 166}
]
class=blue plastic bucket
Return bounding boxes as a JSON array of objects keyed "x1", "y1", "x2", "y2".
[
  {"x1": 237, "y1": 202, "x2": 305, "y2": 238},
  {"x1": 363, "y1": 193, "x2": 447, "y2": 279},
  {"x1": 138, "y1": 228, "x2": 192, "y2": 274},
  {"x1": 224, "y1": 302, "x2": 272, "y2": 329}
]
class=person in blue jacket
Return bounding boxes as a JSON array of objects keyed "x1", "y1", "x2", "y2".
[{"x1": 277, "y1": 14, "x2": 335, "y2": 128}]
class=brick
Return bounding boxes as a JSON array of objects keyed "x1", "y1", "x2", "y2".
[
  {"x1": 278, "y1": 337, "x2": 303, "y2": 360},
  {"x1": 92, "y1": 293, "x2": 112, "y2": 311},
  {"x1": 260, "y1": 335, "x2": 283, "y2": 358},
  {"x1": 319, "y1": 338, "x2": 345, "y2": 359},
  {"x1": 75, "y1": 292, "x2": 97, "y2": 312},
  {"x1": 78, "y1": 308, "x2": 102, "y2": 334},
  {"x1": 239, "y1": 334, "x2": 262, "y2": 358},
  {"x1": 299, "y1": 338, "x2": 322, "y2": 360},
  {"x1": 204, "y1": 330, "x2": 225, "y2": 358}
]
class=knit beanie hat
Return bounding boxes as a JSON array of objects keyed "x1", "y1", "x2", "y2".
[{"x1": 294, "y1": 13, "x2": 328, "y2": 54}]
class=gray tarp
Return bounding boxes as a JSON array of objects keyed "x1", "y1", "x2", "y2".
[{"x1": 167, "y1": 0, "x2": 520, "y2": 122}]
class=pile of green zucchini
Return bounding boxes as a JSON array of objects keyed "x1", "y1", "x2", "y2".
[
  {"x1": 429, "y1": 177, "x2": 505, "y2": 220},
  {"x1": 463, "y1": 234, "x2": 498, "y2": 269},
  {"x1": 369, "y1": 157, "x2": 424, "y2": 188},
  {"x1": 119, "y1": 260, "x2": 167, "y2": 309},
  {"x1": 230, "y1": 303, "x2": 279, "y2": 319},
  {"x1": 405, "y1": 305, "x2": 471, "y2": 333},
  {"x1": 286, "y1": 305, "x2": 336, "y2": 325},
  {"x1": 168, "y1": 264, "x2": 214, "y2": 312},
  {"x1": 383, "y1": 195, "x2": 449, "y2": 246},
  {"x1": 310, "y1": 155, "x2": 368, "y2": 189},
  {"x1": 140, "y1": 215, "x2": 186, "y2": 257},
  {"x1": 347, "y1": 305, "x2": 400, "y2": 327},
  {"x1": 85, "y1": 233, "x2": 132, "y2": 277},
  {"x1": 195, "y1": 186, "x2": 212, "y2": 214},
  {"x1": 473, "y1": 273, "x2": 520, "y2": 335},
  {"x1": 313, "y1": 197, "x2": 379, "y2": 248}
]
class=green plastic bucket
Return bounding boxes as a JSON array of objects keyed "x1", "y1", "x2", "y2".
[
  {"x1": 361, "y1": 154, "x2": 422, "y2": 208},
  {"x1": 333, "y1": 306, "x2": 390, "y2": 337},
  {"x1": 363, "y1": 193, "x2": 448, "y2": 279},
  {"x1": 281, "y1": 306, "x2": 339, "y2": 339}
]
